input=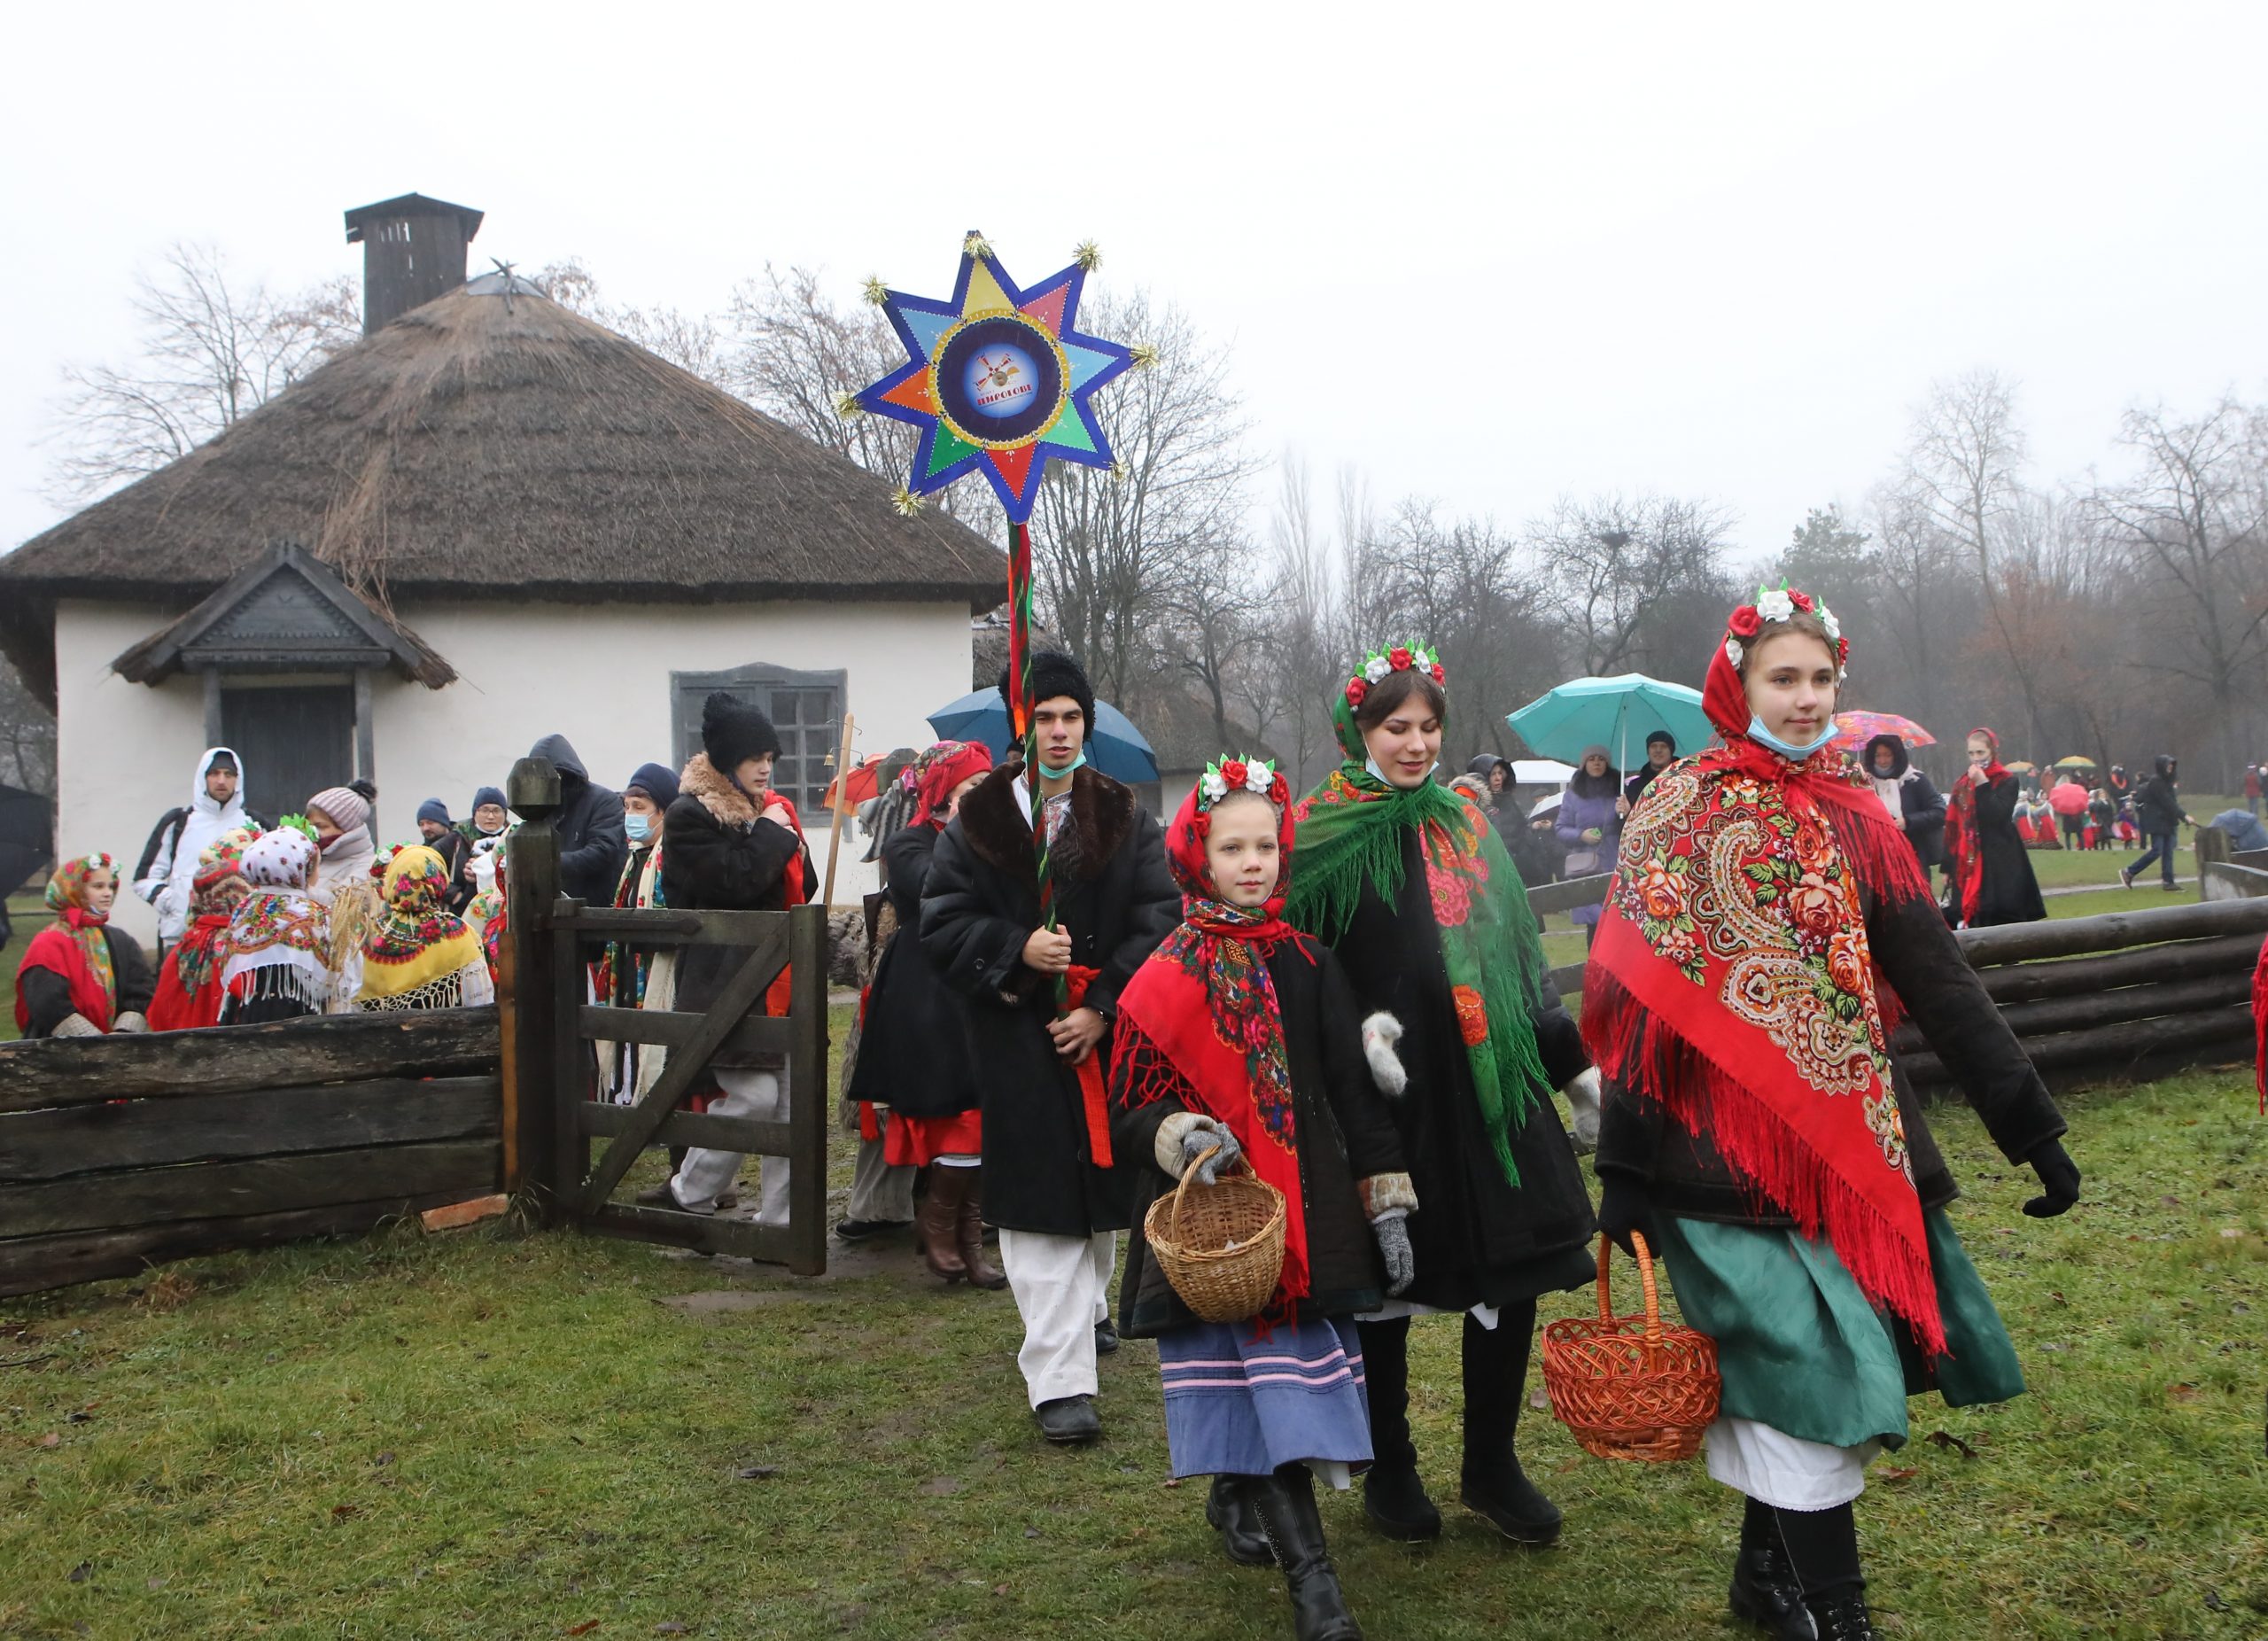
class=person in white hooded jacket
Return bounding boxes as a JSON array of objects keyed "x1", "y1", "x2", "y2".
[{"x1": 133, "y1": 748, "x2": 256, "y2": 952}]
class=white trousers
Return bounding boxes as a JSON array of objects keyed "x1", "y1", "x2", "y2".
[
  {"x1": 998, "y1": 1228, "x2": 1118, "y2": 1407},
  {"x1": 671, "y1": 1067, "x2": 790, "y2": 1225}
]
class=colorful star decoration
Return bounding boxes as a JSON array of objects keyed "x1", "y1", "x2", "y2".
[{"x1": 854, "y1": 232, "x2": 1137, "y2": 523}]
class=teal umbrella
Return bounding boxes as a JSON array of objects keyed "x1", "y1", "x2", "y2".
[{"x1": 1506, "y1": 673, "x2": 1716, "y2": 772}]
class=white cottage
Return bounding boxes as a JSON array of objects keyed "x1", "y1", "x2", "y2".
[{"x1": 0, "y1": 193, "x2": 1002, "y2": 945}]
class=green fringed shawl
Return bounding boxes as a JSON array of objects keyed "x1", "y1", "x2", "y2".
[{"x1": 1285, "y1": 761, "x2": 1554, "y2": 1186}]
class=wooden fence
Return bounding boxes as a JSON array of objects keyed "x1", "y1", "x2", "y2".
[
  {"x1": 1533, "y1": 870, "x2": 2268, "y2": 1093},
  {"x1": 499, "y1": 756, "x2": 831, "y2": 1275},
  {"x1": 0, "y1": 1009, "x2": 501, "y2": 1297}
]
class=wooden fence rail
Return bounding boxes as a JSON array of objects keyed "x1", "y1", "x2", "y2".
[{"x1": 0, "y1": 1010, "x2": 502, "y2": 1297}]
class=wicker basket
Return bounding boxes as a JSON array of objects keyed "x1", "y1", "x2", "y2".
[
  {"x1": 1144, "y1": 1146, "x2": 1286, "y2": 1324},
  {"x1": 1542, "y1": 1232, "x2": 1721, "y2": 1463}
]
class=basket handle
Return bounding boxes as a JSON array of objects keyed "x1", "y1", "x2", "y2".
[
  {"x1": 1169, "y1": 1141, "x2": 1237, "y2": 1240},
  {"x1": 1595, "y1": 1231, "x2": 1665, "y2": 1348}
]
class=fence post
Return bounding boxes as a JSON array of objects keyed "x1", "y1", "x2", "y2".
[
  {"x1": 2194, "y1": 824, "x2": 2229, "y2": 901},
  {"x1": 786, "y1": 901, "x2": 830, "y2": 1277},
  {"x1": 505, "y1": 758, "x2": 563, "y2": 1222}
]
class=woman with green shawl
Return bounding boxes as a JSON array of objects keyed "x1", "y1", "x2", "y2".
[{"x1": 1286, "y1": 642, "x2": 1599, "y2": 1548}]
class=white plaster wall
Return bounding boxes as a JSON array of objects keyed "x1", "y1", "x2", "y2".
[
  {"x1": 50, "y1": 597, "x2": 975, "y2": 939},
  {"x1": 53, "y1": 601, "x2": 209, "y2": 946},
  {"x1": 377, "y1": 598, "x2": 975, "y2": 903}
]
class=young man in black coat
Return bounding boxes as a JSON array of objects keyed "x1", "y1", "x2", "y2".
[
  {"x1": 529, "y1": 733, "x2": 628, "y2": 905},
  {"x1": 921, "y1": 653, "x2": 1178, "y2": 1444},
  {"x1": 647, "y1": 695, "x2": 814, "y2": 1218}
]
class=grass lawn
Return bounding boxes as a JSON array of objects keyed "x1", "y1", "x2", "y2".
[
  {"x1": 4, "y1": 1051, "x2": 2264, "y2": 1639},
  {"x1": 4, "y1": 894, "x2": 47, "y2": 1043}
]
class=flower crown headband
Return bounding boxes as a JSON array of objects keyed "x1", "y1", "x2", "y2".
[
  {"x1": 1342, "y1": 642, "x2": 1446, "y2": 709},
  {"x1": 1723, "y1": 582, "x2": 1846, "y2": 675},
  {"x1": 1197, "y1": 755, "x2": 1290, "y2": 813}
]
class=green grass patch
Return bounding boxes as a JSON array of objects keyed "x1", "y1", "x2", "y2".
[{"x1": 4, "y1": 1063, "x2": 2264, "y2": 1637}]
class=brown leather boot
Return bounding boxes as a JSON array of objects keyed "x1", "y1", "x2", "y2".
[
  {"x1": 957, "y1": 1167, "x2": 1007, "y2": 1289},
  {"x1": 917, "y1": 1167, "x2": 968, "y2": 1283}
]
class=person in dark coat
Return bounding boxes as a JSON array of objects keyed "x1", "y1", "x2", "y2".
[
  {"x1": 1467, "y1": 754, "x2": 1556, "y2": 890},
  {"x1": 921, "y1": 652, "x2": 1179, "y2": 1445},
  {"x1": 594, "y1": 762, "x2": 680, "y2": 1106},
  {"x1": 1862, "y1": 734, "x2": 1947, "y2": 877},
  {"x1": 848, "y1": 740, "x2": 1001, "y2": 1287},
  {"x1": 1585, "y1": 587, "x2": 2077, "y2": 1640},
  {"x1": 1287, "y1": 642, "x2": 1598, "y2": 1550},
  {"x1": 529, "y1": 734, "x2": 627, "y2": 905},
  {"x1": 14, "y1": 854, "x2": 154, "y2": 1038},
  {"x1": 415, "y1": 798, "x2": 475, "y2": 914},
  {"x1": 649, "y1": 696, "x2": 814, "y2": 1218},
  {"x1": 2123, "y1": 754, "x2": 2197, "y2": 891},
  {"x1": 1624, "y1": 729, "x2": 1679, "y2": 806},
  {"x1": 1557, "y1": 744, "x2": 1626, "y2": 945},
  {"x1": 1112, "y1": 759, "x2": 1415, "y2": 1641},
  {"x1": 1942, "y1": 728, "x2": 2046, "y2": 929}
]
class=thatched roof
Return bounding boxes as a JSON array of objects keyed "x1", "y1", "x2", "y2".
[{"x1": 0, "y1": 278, "x2": 1005, "y2": 706}]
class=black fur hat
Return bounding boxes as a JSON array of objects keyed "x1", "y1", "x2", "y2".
[
  {"x1": 703, "y1": 691, "x2": 781, "y2": 773},
  {"x1": 998, "y1": 651, "x2": 1096, "y2": 730}
]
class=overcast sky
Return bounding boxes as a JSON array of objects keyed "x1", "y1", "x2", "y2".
[{"x1": 4, "y1": 2, "x2": 2263, "y2": 566}]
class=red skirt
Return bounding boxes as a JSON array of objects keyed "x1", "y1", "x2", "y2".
[{"x1": 885, "y1": 1109, "x2": 983, "y2": 1167}]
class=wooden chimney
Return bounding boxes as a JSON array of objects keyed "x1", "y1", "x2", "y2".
[{"x1": 343, "y1": 193, "x2": 485, "y2": 335}]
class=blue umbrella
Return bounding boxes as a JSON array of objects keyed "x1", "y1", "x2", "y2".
[
  {"x1": 1506, "y1": 673, "x2": 1716, "y2": 771},
  {"x1": 927, "y1": 689, "x2": 1161, "y2": 784}
]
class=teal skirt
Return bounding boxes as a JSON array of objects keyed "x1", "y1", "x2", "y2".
[{"x1": 1651, "y1": 1208, "x2": 2024, "y2": 1452}]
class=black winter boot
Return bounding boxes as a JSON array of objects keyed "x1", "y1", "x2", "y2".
[
  {"x1": 1771, "y1": 1503, "x2": 1871, "y2": 1639},
  {"x1": 1728, "y1": 1497, "x2": 1816, "y2": 1637},
  {"x1": 1247, "y1": 1466, "x2": 1363, "y2": 1641},
  {"x1": 1457, "y1": 1304, "x2": 1562, "y2": 1544},
  {"x1": 1355, "y1": 1317, "x2": 1441, "y2": 1541},
  {"x1": 1206, "y1": 1474, "x2": 1274, "y2": 1567}
]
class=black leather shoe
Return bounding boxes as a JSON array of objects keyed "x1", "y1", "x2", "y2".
[
  {"x1": 1729, "y1": 1541, "x2": 1817, "y2": 1637},
  {"x1": 1459, "y1": 1453, "x2": 1563, "y2": 1544},
  {"x1": 1206, "y1": 1474, "x2": 1275, "y2": 1566},
  {"x1": 833, "y1": 1217, "x2": 912, "y2": 1242},
  {"x1": 1361, "y1": 1462, "x2": 1441, "y2": 1542},
  {"x1": 1093, "y1": 1318, "x2": 1120, "y2": 1355},
  {"x1": 1034, "y1": 1395, "x2": 1101, "y2": 1444}
]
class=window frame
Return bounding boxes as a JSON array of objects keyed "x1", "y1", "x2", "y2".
[{"x1": 671, "y1": 662, "x2": 848, "y2": 823}]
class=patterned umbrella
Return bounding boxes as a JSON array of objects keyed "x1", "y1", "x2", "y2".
[
  {"x1": 1829, "y1": 712, "x2": 1935, "y2": 753},
  {"x1": 2052, "y1": 755, "x2": 2096, "y2": 770}
]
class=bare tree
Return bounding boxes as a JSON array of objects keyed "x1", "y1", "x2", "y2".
[
  {"x1": 532, "y1": 257, "x2": 727, "y2": 383},
  {"x1": 1029, "y1": 290, "x2": 1260, "y2": 712},
  {"x1": 2089, "y1": 398, "x2": 2268, "y2": 785},
  {"x1": 1531, "y1": 493, "x2": 1738, "y2": 679},
  {"x1": 44, "y1": 244, "x2": 358, "y2": 504},
  {"x1": 0, "y1": 666, "x2": 57, "y2": 797}
]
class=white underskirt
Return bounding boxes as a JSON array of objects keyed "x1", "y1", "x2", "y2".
[{"x1": 1704, "y1": 1416, "x2": 1882, "y2": 1511}]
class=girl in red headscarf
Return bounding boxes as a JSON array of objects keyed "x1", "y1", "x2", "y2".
[
  {"x1": 1941, "y1": 728, "x2": 2047, "y2": 928},
  {"x1": 1110, "y1": 756, "x2": 1415, "y2": 1641},
  {"x1": 1582, "y1": 587, "x2": 2081, "y2": 1639},
  {"x1": 15, "y1": 854, "x2": 156, "y2": 1038},
  {"x1": 147, "y1": 830, "x2": 256, "y2": 1031},
  {"x1": 847, "y1": 741, "x2": 1004, "y2": 1286}
]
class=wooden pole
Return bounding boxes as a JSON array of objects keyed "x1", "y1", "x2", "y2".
[
  {"x1": 504, "y1": 757, "x2": 563, "y2": 1221},
  {"x1": 820, "y1": 712, "x2": 858, "y2": 909}
]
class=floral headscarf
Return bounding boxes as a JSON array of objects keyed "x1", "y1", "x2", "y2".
[
  {"x1": 358, "y1": 845, "x2": 485, "y2": 1005},
  {"x1": 16, "y1": 853, "x2": 120, "y2": 1032}
]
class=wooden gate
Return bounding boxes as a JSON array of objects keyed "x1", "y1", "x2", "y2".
[{"x1": 498, "y1": 758, "x2": 830, "y2": 1274}]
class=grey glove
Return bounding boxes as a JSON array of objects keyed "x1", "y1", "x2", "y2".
[
  {"x1": 50, "y1": 1013, "x2": 101, "y2": 1039},
  {"x1": 1561, "y1": 1068, "x2": 1603, "y2": 1154},
  {"x1": 1372, "y1": 1212, "x2": 1416, "y2": 1296},
  {"x1": 112, "y1": 1011, "x2": 150, "y2": 1034},
  {"x1": 1178, "y1": 1119, "x2": 1242, "y2": 1186}
]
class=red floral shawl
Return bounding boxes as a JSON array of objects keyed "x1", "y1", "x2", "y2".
[
  {"x1": 1942, "y1": 727, "x2": 2008, "y2": 927},
  {"x1": 149, "y1": 913, "x2": 231, "y2": 1031},
  {"x1": 1581, "y1": 626, "x2": 1947, "y2": 1352},
  {"x1": 15, "y1": 906, "x2": 117, "y2": 1035},
  {"x1": 1112, "y1": 775, "x2": 1314, "y2": 1308}
]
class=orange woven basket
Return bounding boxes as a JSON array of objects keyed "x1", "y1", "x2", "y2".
[
  {"x1": 1144, "y1": 1145, "x2": 1286, "y2": 1325},
  {"x1": 1542, "y1": 1232, "x2": 1721, "y2": 1463}
]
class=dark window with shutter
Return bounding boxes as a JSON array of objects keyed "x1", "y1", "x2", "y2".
[{"x1": 672, "y1": 663, "x2": 846, "y2": 818}]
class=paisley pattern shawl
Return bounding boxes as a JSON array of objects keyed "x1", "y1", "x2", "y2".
[
  {"x1": 1113, "y1": 779, "x2": 1312, "y2": 1306},
  {"x1": 1582, "y1": 728, "x2": 1947, "y2": 1353}
]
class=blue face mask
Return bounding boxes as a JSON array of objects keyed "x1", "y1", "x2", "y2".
[
  {"x1": 1037, "y1": 749, "x2": 1088, "y2": 778},
  {"x1": 1746, "y1": 715, "x2": 1838, "y2": 761},
  {"x1": 624, "y1": 813, "x2": 653, "y2": 842}
]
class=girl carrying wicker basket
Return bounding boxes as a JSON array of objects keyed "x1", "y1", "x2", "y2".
[
  {"x1": 1582, "y1": 586, "x2": 2081, "y2": 1639},
  {"x1": 1110, "y1": 758, "x2": 1418, "y2": 1641}
]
